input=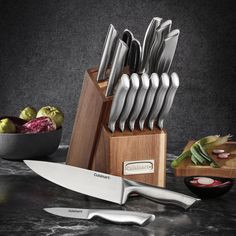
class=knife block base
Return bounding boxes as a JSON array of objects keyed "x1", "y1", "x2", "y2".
[{"x1": 93, "y1": 126, "x2": 167, "y2": 187}]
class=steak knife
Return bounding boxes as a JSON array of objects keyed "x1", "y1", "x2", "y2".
[
  {"x1": 106, "y1": 39, "x2": 128, "y2": 97},
  {"x1": 138, "y1": 73, "x2": 159, "y2": 130},
  {"x1": 108, "y1": 74, "x2": 130, "y2": 132},
  {"x1": 148, "y1": 73, "x2": 170, "y2": 130},
  {"x1": 97, "y1": 24, "x2": 118, "y2": 82},
  {"x1": 119, "y1": 73, "x2": 140, "y2": 132},
  {"x1": 157, "y1": 72, "x2": 180, "y2": 129},
  {"x1": 44, "y1": 208, "x2": 155, "y2": 226},
  {"x1": 128, "y1": 73, "x2": 150, "y2": 131},
  {"x1": 156, "y1": 29, "x2": 180, "y2": 75},
  {"x1": 24, "y1": 161, "x2": 200, "y2": 210},
  {"x1": 140, "y1": 17, "x2": 162, "y2": 73}
]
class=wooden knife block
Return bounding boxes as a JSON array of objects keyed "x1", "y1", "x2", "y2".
[{"x1": 66, "y1": 68, "x2": 167, "y2": 187}]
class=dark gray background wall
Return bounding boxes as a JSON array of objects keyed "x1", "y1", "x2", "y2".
[{"x1": 0, "y1": 0, "x2": 235, "y2": 154}]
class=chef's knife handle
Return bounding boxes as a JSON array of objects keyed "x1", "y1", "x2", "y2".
[
  {"x1": 122, "y1": 179, "x2": 200, "y2": 210},
  {"x1": 88, "y1": 209, "x2": 155, "y2": 226}
]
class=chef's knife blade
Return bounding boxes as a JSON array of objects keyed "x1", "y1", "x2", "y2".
[
  {"x1": 156, "y1": 29, "x2": 180, "y2": 75},
  {"x1": 138, "y1": 73, "x2": 159, "y2": 130},
  {"x1": 119, "y1": 73, "x2": 140, "y2": 132},
  {"x1": 122, "y1": 29, "x2": 134, "y2": 66},
  {"x1": 157, "y1": 72, "x2": 180, "y2": 129},
  {"x1": 147, "y1": 20, "x2": 172, "y2": 74},
  {"x1": 24, "y1": 161, "x2": 200, "y2": 210},
  {"x1": 128, "y1": 73, "x2": 150, "y2": 131},
  {"x1": 108, "y1": 74, "x2": 130, "y2": 132},
  {"x1": 106, "y1": 39, "x2": 128, "y2": 97},
  {"x1": 148, "y1": 73, "x2": 170, "y2": 130},
  {"x1": 44, "y1": 208, "x2": 155, "y2": 226},
  {"x1": 140, "y1": 17, "x2": 162, "y2": 73},
  {"x1": 97, "y1": 24, "x2": 118, "y2": 82}
]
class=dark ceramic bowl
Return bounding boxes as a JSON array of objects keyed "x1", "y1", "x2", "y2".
[
  {"x1": 0, "y1": 128, "x2": 62, "y2": 160},
  {"x1": 184, "y1": 176, "x2": 234, "y2": 199}
]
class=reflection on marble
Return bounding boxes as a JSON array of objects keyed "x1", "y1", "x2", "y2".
[{"x1": 0, "y1": 147, "x2": 235, "y2": 235}]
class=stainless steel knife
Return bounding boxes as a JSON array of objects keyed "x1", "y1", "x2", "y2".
[
  {"x1": 108, "y1": 74, "x2": 130, "y2": 132},
  {"x1": 44, "y1": 207, "x2": 155, "y2": 226},
  {"x1": 119, "y1": 73, "x2": 140, "y2": 132},
  {"x1": 138, "y1": 73, "x2": 159, "y2": 130},
  {"x1": 122, "y1": 29, "x2": 134, "y2": 66},
  {"x1": 157, "y1": 72, "x2": 180, "y2": 129},
  {"x1": 128, "y1": 73, "x2": 150, "y2": 131},
  {"x1": 148, "y1": 73, "x2": 170, "y2": 130},
  {"x1": 24, "y1": 161, "x2": 200, "y2": 210},
  {"x1": 106, "y1": 39, "x2": 128, "y2": 97},
  {"x1": 156, "y1": 29, "x2": 180, "y2": 75},
  {"x1": 147, "y1": 20, "x2": 172, "y2": 74},
  {"x1": 140, "y1": 17, "x2": 162, "y2": 73},
  {"x1": 97, "y1": 24, "x2": 118, "y2": 82}
]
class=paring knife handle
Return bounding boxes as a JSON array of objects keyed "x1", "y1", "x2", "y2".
[
  {"x1": 122, "y1": 179, "x2": 200, "y2": 210},
  {"x1": 88, "y1": 210, "x2": 155, "y2": 226}
]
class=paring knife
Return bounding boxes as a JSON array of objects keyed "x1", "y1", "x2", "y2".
[
  {"x1": 119, "y1": 73, "x2": 140, "y2": 132},
  {"x1": 147, "y1": 20, "x2": 172, "y2": 75},
  {"x1": 97, "y1": 24, "x2": 118, "y2": 82},
  {"x1": 157, "y1": 72, "x2": 179, "y2": 129},
  {"x1": 106, "y1": 39, "x2": 128, "y2": 97},
  {"x1": 24, "y1": 161, "x2": 200, "y2": 210},
  {"x1": 156, "y1": 29, "x2": 180, "y2": 75},
  {"x1": 140, "y1": 17, "x2": 162, "y2": 73},
  {"x1": 122, "y1": 29, "x2": 134, "y2": 66},
  {"x1": 44, "y1": 208, "x2": 155, "y2": 226},
  {"x1": 108, "y1": 74, "x2": 130, "y2": 133},
  {"x1": 128, "y1": 73, "x2": 150, "y2": 131},
  {"x1": 138, "y1": 73, "x2": 159, "y2": 130},
  {"x1": 148, "y1": 73, "x2": 170, "y2": 130}
]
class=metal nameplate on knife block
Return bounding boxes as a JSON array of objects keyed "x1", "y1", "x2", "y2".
[{"x1": 66, "y1": 68, "x2": 167, "y2": 187}]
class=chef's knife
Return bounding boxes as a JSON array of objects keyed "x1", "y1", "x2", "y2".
[
  {"x1": 119, "y1": 73, "x2": 140, "y2": 132},
  {"x1": 108, "y1": 74, "x2": 130, "y2": 132},
  {"x1": 24, "y1": 161, "x2": 200, "y2": 210},
  {"x1": 122, "y1": 29, "x2": 134, "y2": 66},
  {"x1": 106, "y1": 39, "x2": 128, "y2": 97},
  {"x1": 157, "y1": 72, "x2": 179, "y2": 129},
  {"x1": 44, "y1": 208, "x2": 155, "y2": 226},
  {"x1": 127, "y1": 38, "x2": 142, "y2": 74},
  {"x1": 140, "y1": 17, "x2": 162, "y2": 73},
  {"x1": 128, "y1": 73, "x2": 150, "y2": 131},
  {"x1": 138, "y1": 73, "x2": 159, "y2": 130},
  {"x1": 97, "y1": 24, "x2": 118, "y2": 82},
  {"x1": 156, "y1": 29, "x2": 180, "y2": 75},
  {"x1": 148, "y1": 73, "x2": 170, "y2": 130},
  {"x1": 147, "y1": 20, "x2": 172, "y2": 74}
]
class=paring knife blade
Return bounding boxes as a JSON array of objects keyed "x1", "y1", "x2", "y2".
[
  {"x1": 108, "y1": 74, "x2": 130, "y2": 132},
  {"x1": 148, "y1": 73, "x2": 170, "y2": 130},
  {"x1": 24, "y1": 160, "x2": 200, "y2": 210},
  {"x1": 119, "y1": 73, "x2": 140, "y2": 132},
  {"x1": 122, "y1": 29, "x2": 134, "y2": 66},
  {"x1": 156, "y1": 29, "x2": 180, "y2": 75},
  {"x1": 128, "y1": 73, "x2": 150, "y2": 131},
  {"x1": 140, "y1": 17, "x2": 162, "y2": 73},
  {"x1": 97, "y1": 24, "x2": 118, "y2": 82},
  {"x1": 138, "y1": 73, "x2": 159, "y2": 130},
  {"x1": 147, "y1": 20, "x2": 172, "y2": 75},
  {"x1": 106, "y1": 39, "x2": 128, "y2": 97},
  {"x1": 157, "y1": 72, "x2": 180, "y2": 129},
  {"x1": 44, "y1": 207, "x2": 155, "y2": 226}
]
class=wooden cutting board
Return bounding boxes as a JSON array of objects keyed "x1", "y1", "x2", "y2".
[{"x1": 174, "y1": 141, "x2": 236, "y2": 178}]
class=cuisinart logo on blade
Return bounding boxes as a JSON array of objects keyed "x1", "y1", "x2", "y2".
[
  {"x1": 94, "y1": 172, "x2": 110, "y2": 179},
  {"x1": 123, "y1": 160, "x2": 155, "y2": 175}
]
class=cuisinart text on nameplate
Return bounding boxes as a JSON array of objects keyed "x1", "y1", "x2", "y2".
[{"x1": 123, "y1": 160, "x2": 155, "y2": 175}]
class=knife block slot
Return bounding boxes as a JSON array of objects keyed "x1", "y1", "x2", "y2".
[{"x1": 93, "y1": 126, "x2": 167, "y2": 187}]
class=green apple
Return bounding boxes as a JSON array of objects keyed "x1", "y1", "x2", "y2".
[
  {"x1": 0, "y1": 118, "x2": 16, "y2": 133},
  {"x1": 19, "y1": 106, "x2": 37, "y2": 121},
  {"x1": 36, "y1": 106, "x2": 64, "y2": 128}
]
